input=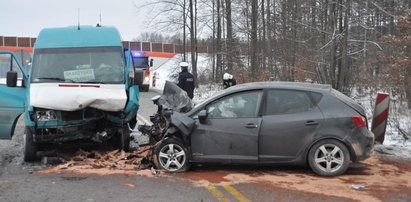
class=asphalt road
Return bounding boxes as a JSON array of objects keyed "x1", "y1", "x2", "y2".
[{"x1": 0, "y1": 90, "x2": 410, "y2": 202}]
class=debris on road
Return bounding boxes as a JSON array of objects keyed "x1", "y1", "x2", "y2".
[
  {"x1": 351, "y1": 184, "x2": 367, "y2": 190},
  {"x1": 37, "y1": 145, "x2": 161, "y2": 177}
]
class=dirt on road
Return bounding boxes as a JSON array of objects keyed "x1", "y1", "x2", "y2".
[{"x1": 38, "y1": 150, "x2": 411, "y2": 202}]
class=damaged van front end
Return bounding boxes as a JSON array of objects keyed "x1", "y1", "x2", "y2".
[{"x1": 0, "y1": 26, "x2": 144, "y2": 161}]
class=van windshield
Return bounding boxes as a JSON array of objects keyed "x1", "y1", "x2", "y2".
[{"x1": 31, "y1": 47, "x2": 124, "y2": 84}]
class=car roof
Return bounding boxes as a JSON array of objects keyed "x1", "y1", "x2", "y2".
[
  {"x1": 35, "y1": 26, "x2": 123, "y2": 49},
  {"x1": 225, "y1": 81, "x2": 332, "y2": 93}
]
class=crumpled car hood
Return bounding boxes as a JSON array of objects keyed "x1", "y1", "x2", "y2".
[
  {"x1": 30, "y1": 83, "x2": 127, "y2": 112},
  {"x1": 159, "y1": 81, "x2": 193, "y2": 113}
]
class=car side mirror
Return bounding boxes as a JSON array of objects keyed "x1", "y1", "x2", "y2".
[
  {"x1": 134, "y1": 69, "x2": 144, "y2": 86},
  {"x1": 150, "y1": 59, "x2": 153, "y2": 67},
  {"x1": 198, "y1": 110, "x2": 208, "y2": 124},
  {"x1": 6, "y1": 71, "x2": 17, "y2": 87}
]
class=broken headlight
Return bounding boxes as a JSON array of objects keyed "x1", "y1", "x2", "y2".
[{"x1": 36, "y1": 110, "x2": 58, "y2": 121}]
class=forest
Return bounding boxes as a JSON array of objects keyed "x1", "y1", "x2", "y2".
[{"x1": 139, "y1": 0, "x2": 410, "y2": 117}]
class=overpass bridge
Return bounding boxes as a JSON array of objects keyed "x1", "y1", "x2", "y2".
[{"x1": 0, "y1": 36, "x2": 213, "y2": 56}]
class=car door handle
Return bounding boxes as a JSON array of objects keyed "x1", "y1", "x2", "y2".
[
  {"x1": 305, "y1": 120, "x2": 319, "y2": 126},
  {"x1": 245, "y1": 123, "x2": 258, "y2": 128}
]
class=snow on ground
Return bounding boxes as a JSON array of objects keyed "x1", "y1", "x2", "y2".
[
  {"x1": 351, "y1": 89, "x2": 411, "y2": 146},
  {"x1": 150, "y1": 53, "x2": 222, "y2": 102}
]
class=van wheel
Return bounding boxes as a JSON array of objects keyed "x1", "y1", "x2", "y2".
[
  {"x1": 119, "y1": 124, "x2": 130, "y2": 151},
  {"x1": 23, "y1": 127, "x2": 37, "y2": 162},
  {"x1": 153, "y1": 138, "x2": 190, "y2": 172},
  {"x1": 308, "y1": 139, "x2": 350, "y2": 176}
]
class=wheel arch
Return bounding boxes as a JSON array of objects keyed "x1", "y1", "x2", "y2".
[
  {"x1": 10, "y1": 114, "x2": 23, "y2": 139},
  {"x1": 162, "y1": 126, "x2": 189, "y2": 146},
  {"x1": 304, "y1": 137, "x2": 355, "y2": 165}
]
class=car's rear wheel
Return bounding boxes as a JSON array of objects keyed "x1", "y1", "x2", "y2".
[
  {"x1": 308, "y1": 139, "x2": 350, "y2": 176},
  {"x1": 23, "y1": 127, "x2": 37, "y2": 162},
  {"x1": 154, "y1": 138, "x2": 189, "y2": 172}
]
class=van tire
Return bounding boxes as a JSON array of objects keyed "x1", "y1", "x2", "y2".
[
  {"x1": 119, "y1": 124, "x2": 130, "y2": 152},
  {"x1": 23, "y1": 127, "x2": 37, "y2": 162}
]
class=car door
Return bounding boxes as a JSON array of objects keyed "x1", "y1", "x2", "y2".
[
  {"x1": 259, "y1": 89, "x2": 324, "y2": 162},
  {"x1": 0, "y1": 51, "x2": 28, "y2": 139},
  {"x1": 190, "y1": 90, "x2": 263, "y2": 163}
]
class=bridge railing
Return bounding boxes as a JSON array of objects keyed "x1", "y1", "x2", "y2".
[{"x1": 0, "y1": 36, "x2": 213, "y2": 54}]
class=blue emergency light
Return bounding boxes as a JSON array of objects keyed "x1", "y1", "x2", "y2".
[{"x1": 132, "y1": 51, "x2": 144, "y2": 57}]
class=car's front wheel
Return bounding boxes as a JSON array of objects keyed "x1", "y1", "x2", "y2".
[
  {"x1": 23, "y1": 126, "x2": 37, "y2": 162},
  {"x1": 308, "y1": 139, "x2": 350, "y2": 176},
  {"x1": 154, "y1": 138, "x2": 190, "y2": 172}
]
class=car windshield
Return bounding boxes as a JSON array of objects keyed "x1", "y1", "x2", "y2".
[
  {"x1": 31, "y1": 47, "x2": 124, "y2": 84},
  {"x1": 133, "y1": 57, "x2": 149, "y2": 68}
]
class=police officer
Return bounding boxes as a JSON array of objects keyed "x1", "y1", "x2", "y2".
[
  {"x1": 177, "y1": 62, "x2": 195, "y2": 99},
  {"x1": 223, "y1": 72, "x2": 237, "y2": 89}
]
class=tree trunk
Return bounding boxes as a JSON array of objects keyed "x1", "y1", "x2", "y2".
[
  {"x1": 225, "y1": 0, "x2": 234, "y2": 72},
  {"x1": 406, "y1": 47, "x2": 411, "y2": 109},
  {"x1": 183, "y1": 0, "x2": 187, "y2": 61},
  {"x1": 216, "y1": 0, "x2": 222, "y2": 80},
  {"x1": 189, "y1": 0, "x2": 198, "y2": 87},
  {"x1": 250, "y1": 0, "x2": 258, "y2": 79}
]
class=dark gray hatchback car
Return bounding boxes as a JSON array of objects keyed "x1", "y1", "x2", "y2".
[{"x1": 153, "y1": 82, "x2": 374, "y2": 176}]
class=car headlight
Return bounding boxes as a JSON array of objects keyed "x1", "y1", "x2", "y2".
[{"x1": 36, "y1": 110, "x2": 58, "y2": 121}]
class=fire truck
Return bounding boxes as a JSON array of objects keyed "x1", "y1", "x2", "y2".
[{"x1": 131, "y1": 51, "x2": 153, "y2": 92}]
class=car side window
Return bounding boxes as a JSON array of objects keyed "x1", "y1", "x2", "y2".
[
  {"x1": 265, "y1": 90, "x2": 313, "y2": 115},
  {"x1": 0, "y1": 53, "x2": 23, "y2": 86},
  {"x1": 206, "y1": 91, "x2": 263, "y2": 119}
]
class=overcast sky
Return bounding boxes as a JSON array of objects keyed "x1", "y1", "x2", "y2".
[{"x1": 0, "y1": 0, "x2": 152, "y2": 40}]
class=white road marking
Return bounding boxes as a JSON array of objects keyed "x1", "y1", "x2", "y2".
[{"x1": 137, "y1": 113, "x2": 152, "y2": 125}]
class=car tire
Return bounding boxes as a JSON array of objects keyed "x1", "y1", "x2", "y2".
[
  {"x1": 153, "y1": 137, "x2": 190, "y2": 172},
  {"x1": 308, "y1": 139, "x2": 350, "y2": 176},
  {"x1": 119, "y1": 124, "x2": 130, "y2": 152},
  {"x1": 23, "y1": 127, "x2": 37, "y2": 162}
]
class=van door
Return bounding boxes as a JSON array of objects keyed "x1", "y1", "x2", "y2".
[{"x1": 0, "y1": 51, "x2": 28, "y2": 139}]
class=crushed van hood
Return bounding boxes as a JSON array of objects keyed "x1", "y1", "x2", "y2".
[{"x1": 30, "y1": 83, "x2": 127, "y2": 111}]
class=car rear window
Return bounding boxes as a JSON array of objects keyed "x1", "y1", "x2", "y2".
[
  {"x1": 310, "y1": 92, "x2": 323, "y2": 105},
  {"x1": 264, "y1": 90, "x2": 313, "y2": 115}
]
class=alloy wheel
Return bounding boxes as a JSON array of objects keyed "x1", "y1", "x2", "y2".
[
  {"x1": 314, "y1": 144, "x2": 344, "y2": 173},
  {"x1": 158, "y1": 143, "x2": 186, "y2": 172}
]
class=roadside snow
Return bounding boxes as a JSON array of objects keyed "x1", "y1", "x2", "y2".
[{"x1": 150, "y1": 53, "x2": 222, "y2": 102}]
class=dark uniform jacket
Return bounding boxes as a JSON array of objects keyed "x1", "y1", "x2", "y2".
[
  {"x1": 178, "y1": 69, "x2": 195, "y2": 99},
  {"x1": 223, "y1": 78, "x2": 237, "y2": 89}
]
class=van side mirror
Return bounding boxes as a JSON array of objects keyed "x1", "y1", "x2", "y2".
[
  {"x1": 6, "y1": 71, "x2": 17, "y2": 87},
  {"x1": 198, "y1": 110, "x2": 208, "y2": 124},
  {"x1": 150, "y1": 59, "x2": 153, "y2": 67},
  {"x1": 134, "y1": 69, "x2": 144, "y2": 86}
]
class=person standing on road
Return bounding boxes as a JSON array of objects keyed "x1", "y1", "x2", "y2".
[
  {"x1": 177, "y1": 62, "x2": 195, "y2": 99},
  {"x1": 223, "y1": 72, "x2": 237, "y2": 89}
]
